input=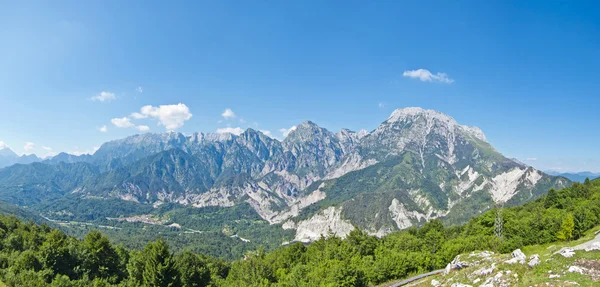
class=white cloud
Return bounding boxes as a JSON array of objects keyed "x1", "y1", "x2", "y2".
[
  {"x1": 138, "y1": 103, "x2": 193, "y2": 130},
  {"x1": 403, "y1": 69, "x2": 454, "y2": 84},
  {"x1": 216, "y1": 126, "x2": 244, "y2": 135},
  {"x1": 221, "y1": 108, "x2": 236, "y2": 119},
  {"x1": 90, "y1": 91, "x2": 116, "y2": 102},
  {"x1": 259, "y1": 130, "x2": 273, "y2": 137},
  {"x1": 23, "y1": 142, "x2": 35, "y2": 151},
  {"x1": 71, "y1": 146, "x2": 100, "y2": 156},
  {"x1": 136, "y1": 125, "x2": 150, "y2": 132},
  {"x1": 279, "y1": 126, "x2": 297, "y2": 138},
  {"x1": 137, "y1": 87, "x2": 143, "y2": 93},
  {"x1": 526, "y1": 158, "x2": 538, "y2": 161},
  {"x1": 0, "y1": 141, "x2": 9, "y2": 149},
  {"x1": 111, "y1": 117, "x2": 135, "y2": 128},
  {"x1": 378, "y1": 102, "x2": 386, "y2": 109},
  {"x1": 98, "y1": 125, "x2": 108, "y2": 133},
  {"x1": 41, "y1": 146, "x2": 57, "y2": 158},
  {"x1": 239, "y1": 118, "x2": 246, "y2": 124},
  {"x1": 130, "y1": 112, "x2": 147, "y2": 119},
  {"x1": 110, "y1": 118, "x2": 149, "y2": 132}
]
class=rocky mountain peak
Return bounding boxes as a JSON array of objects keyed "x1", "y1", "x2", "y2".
[
  {"x1": 385, "y1": 107, "x2": 487, "y2": 143},
  {"x1": 387, "y1": 107, "x2": 458, "y2": 127},
  {"x1": 0, "y1": 147, "x2": 17, "y2": 158},
  {"x1": 285, "y1": 120, "x2": 333, "y2": 143}
]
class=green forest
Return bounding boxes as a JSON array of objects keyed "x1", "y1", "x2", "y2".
[{"x1": 0, "y1": 178, "x2": 598, "y2": 287}]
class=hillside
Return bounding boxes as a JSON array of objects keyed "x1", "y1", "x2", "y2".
[
  {"x1": 0, "y1": 177, "x2": 596, "y2": 286},
  {"x1": 0, "y1": 107, "x2": 571, "y2": 251},
  {"x1": 400, "y1": 226, "x2": 600, "y2": 287}
]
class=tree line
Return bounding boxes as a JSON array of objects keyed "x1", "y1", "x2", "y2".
[{"x1": 0, "y1": 178, "x2": 598, "y2": 286}]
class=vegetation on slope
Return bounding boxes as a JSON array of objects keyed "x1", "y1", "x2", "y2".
[{"x1": 0, "y1": 179, "x2": 598, "y2": 286}]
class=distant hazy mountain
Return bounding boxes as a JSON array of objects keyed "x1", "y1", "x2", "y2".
[
  {"x1": 0, "y1": 148, "x2": 41, "y2": 168},
  {"x1": 0, "y1": 107, "x2": 571, "y2": 242},
  {"x1": 545, "y1": 171, "x2": 600, "y2": 182}
]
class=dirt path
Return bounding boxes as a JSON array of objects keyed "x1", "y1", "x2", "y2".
[
  {"x1": 388, "y1": 269, "x2": 444, "y2": 287},
  {"x1": 572, "y1": 231, "x2": 600, "y2": 251}
]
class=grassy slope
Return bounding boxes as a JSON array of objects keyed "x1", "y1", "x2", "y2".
[{"x1": 388, "y1": 225, "x2": 600, "y2": 287}]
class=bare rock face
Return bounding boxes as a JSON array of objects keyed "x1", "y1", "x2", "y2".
[
  {"x1": 1, "y1": 107, "x2": 570, "y2": 243},
  {"x1": 528, "y1": 254, "x2": 540, "y2": 267},
  {"x1": 504, "y1": 249, "x2": 526, "y2": 264},
  {"x1": 445, "y1": 254, "x2": 473, "y2": 274},
  {"x1": 586, "y1": 242, "x2": 600, "y2": 252},
  {"x1": 559, "y1": 248, "x2": 576, "y2": 258}
]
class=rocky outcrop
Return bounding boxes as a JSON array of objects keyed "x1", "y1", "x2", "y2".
[{"x1": 0, "y1": 107, "x2": 571, "y2": 243}]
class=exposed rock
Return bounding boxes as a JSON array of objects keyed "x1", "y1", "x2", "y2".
[
  {"x1": 431, "y1": 279, "x2": 441, "y2": 286},
  {"x1": 291, "y1": 206, "x2": 354, "y2": 242},
  {"x1": 445, "y1": 255, "x2": 471, "y2": 274},
  {"x1": 473, "y1": 263, "x2": 495, "y2": 276},
  {"x1": 388, "y1": 198, "x2": 427, "y2": 229},
  {"x1": 450, "y1": 284, "x2": 472, "y2": 287},
  {"x1": 568, "y1": 266, "x2": 585, "y2": 274},
  {"x1": 528, "y1": 254, "x2": 540, "y2": 267},
  {"x1": 504, "y1": 249, "x2": 526, "y2": 264},
  {"x1": 585, "y1": 242, "x2": 600, "y2": 252},
  {"x1": 559, "y1": 248, "x2": 575, "y2": 258}
]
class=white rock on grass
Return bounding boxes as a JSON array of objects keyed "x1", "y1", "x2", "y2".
[
  {"x1": 473, "y1": 263, "x2": 495, "y2": 276},
  {"x1": 568, "y1": 266, "x2": 585, "y2": 274},
  {"x1": 559, "y1": 248, "x2": 575, "y2": 258},
  {"x1": 549, "y1": 274, "x2": 561, "y2": 279},
  {"x1": 505, "y1": 249, "x2": 526, "y2": 264},
  {"x1": 431, "y1": 279, "x2": 441, "y2": 287},
  {"x1": 528, "y1": 254, "x2": 540, "y2": 267},
  {"x1": 445, "y1": 255, "x2": 471, "y2": 274},
  {"x1": 450, "y1": 284, "x2": 472, "y2": 287}
]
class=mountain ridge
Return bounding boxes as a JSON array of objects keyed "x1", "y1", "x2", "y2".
[{"x1": 0, "y1": 107, "x2": 571, "y2": 242}]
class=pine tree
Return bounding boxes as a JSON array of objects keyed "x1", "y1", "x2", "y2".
[
  {"x1": 545, "y1": 188, "x2": 559, "y2": 208},
  {"x1": 82, "y1": 230, "x2": 121, "y2": 281},
  {"x1": 175, "y1": 251, "x2": 210, "y2": 287},
  {"x1": 142, "y1": 239, "x2": 181, "y2": 287}
]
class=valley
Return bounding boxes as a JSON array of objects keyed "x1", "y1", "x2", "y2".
[{"x1": 0, "y1": 108, "x2": 572, "y2": 258}]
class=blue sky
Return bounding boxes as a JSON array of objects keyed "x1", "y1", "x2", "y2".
[{"x1": 0, "y1": 1, "x2": 599, "y2": 172}]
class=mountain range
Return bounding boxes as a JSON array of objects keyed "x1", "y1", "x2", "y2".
[
  {"x1": 0, "y1": 107, "x2": 571, "y2": 242},
  {"x1": 545, "y1": 171, "x2": 600, "y2": 182},
  {"x1": 0, "y1": 147, "x2": 41, "y2": 168}
]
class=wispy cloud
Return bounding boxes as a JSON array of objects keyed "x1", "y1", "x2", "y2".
[
  {"x1": 90, "y1": 91, "x2": 116, "y2": 102},
  {"x1": 526, "y1": 157, "x2": 538, "y2": 161},
  {"x1": 378, "y1": 102, "x2": 386, "y2": 109},
  {"x1": 403, "y1": 69, "x2": 454, "y2": 84},
  {"x1": 41, "y1": 146, "x2": 57, "y2": 158},
  {"x1": 216, "y1": 126, "x2": 244, "y2": 135},
  {"x1": 111, "y1": 117, "x2": 135, "y2": 128},
  {"x1": 136, "y1": 87, "x2": 143, "y2": 93},
  {"x1": 259, "y1": 130, "x2": 273, "y2": 138},
  {"x1": 98, "y1": 125, "x2": 108, "y2": 133},
  {"x1": 279, "y1": 126, "x2": 297, "y2": 138},
  {"x1": 23, "y1": 142, "x2": 35, "y2": 152},
  {"x1": 111, "y1": 117, "x2": 149, "y2": 132},
  {"x1": 71, "y1": 146, "x2": 100, "y2": 156}
]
